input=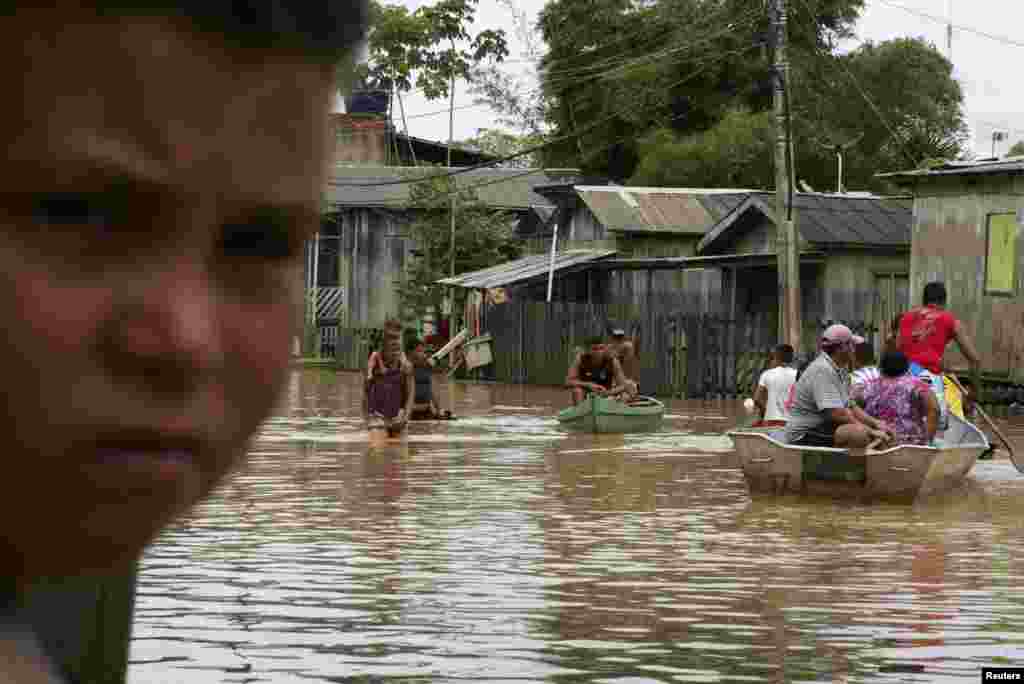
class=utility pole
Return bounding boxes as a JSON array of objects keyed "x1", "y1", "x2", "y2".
[
  {"x1": 771, "y1": 0, "x2": 801, "y2": 351},
  {"x1": 447, "y1": 47, "x2": 458, "y2": 341}
]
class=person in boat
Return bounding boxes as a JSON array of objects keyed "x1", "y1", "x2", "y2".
[
  {"x1": 854, "y1": 351, "x2": 939, "y2": 446},
  {"x1": 0, "y1": 3, "x2": 369, "y2": 681},
  {"x1": 406, "y1": 339, "x2": 453, "y2": 420},
  {"x1": 364, "y1": 321, "x2": 415, "y2": 436},
  {"x1": 607, "y1": 326, "x2": 640, "y2": 392},
  {"x1": 566, "y1": 335, "x2": 636, "y2": 405},
  {"x1": 850, "y1": 341, "x2": 880, "y2": 393},
  {"x1": 753, "y1": 344, "x2": 796, "y2": 428},
  {"x1": 897, "y1": 282, "x2": 982, "y2": 431},
  {"x1": 783, "y1": 324, "x2": 895, "y2": 448}
]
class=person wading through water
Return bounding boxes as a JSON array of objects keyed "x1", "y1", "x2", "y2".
[
  {"x1": 364, "y1": 320, "x2": 414, "y2": 437},
  {"x1": 406, "y1": 339, "x2": 452, "y2": 420},
  {"x1": 566, "y1": 335, "x2": 636, "y2": 405}
]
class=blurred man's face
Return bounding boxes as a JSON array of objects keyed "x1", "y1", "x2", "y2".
[
  {"x1": 589, "y1": 343, "x2": 608, "y2": 362},
  {"x1": 0, "y1": 13, "x2": 334, "y2": 579}
]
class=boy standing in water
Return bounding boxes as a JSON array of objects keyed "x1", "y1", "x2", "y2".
[
  {"x1": 0, "y1": 3, "x2": 367, "y2": 681},
  {"x1": 753, "y1": 344, "x2": 796, "y2": 428},
  {"x1": 364, "y1": 320, "x2": 415, "y2": 436}
]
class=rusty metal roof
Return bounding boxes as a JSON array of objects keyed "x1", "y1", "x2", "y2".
[
  {"x1": 575, "y1": 187, "x2": 753, "y2": 234},
  {"x1": 437, "y1": 249, "x2": 617, "y2": 289}
]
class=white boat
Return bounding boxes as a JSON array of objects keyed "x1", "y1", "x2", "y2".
[{"x1": 728, "y1": 414, "x2": 989, "y2": 500}]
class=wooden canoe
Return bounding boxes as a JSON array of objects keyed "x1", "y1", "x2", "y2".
[
  {"x1": 557, "y1": 395, "x2": 665, "y2": 434},
  {"x1": 728, "y1": 413, "x2": 989, "y2": 500}
]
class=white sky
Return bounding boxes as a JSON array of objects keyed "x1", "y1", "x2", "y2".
[{"x1": 345, "y1": 0, "x2": 1024, "y2": 159}]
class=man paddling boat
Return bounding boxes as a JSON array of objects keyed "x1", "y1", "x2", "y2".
[
  {"x1": 566, "y1": 336, "x2": 636, "y2": 405},
  {"x1": 897, "y1": 282, "x2": 982, "y2": 431},
  {"x1": 607, "y1": 326, "x2": 639, "y2": 391}
]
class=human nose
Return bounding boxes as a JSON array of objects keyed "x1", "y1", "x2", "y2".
[{"x1": 102, "y1": 259, "x2": 225, "y2": 381}]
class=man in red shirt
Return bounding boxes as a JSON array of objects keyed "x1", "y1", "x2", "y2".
[{"x1": 898, "y1": 282, "x2": 982, "y2": 429}]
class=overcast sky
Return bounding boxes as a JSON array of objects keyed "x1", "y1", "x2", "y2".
[{"x1": 348, "y1": 0, "x2": 1024, "y2": 159}]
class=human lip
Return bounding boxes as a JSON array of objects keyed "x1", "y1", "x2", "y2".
[{"x1": 81, "y1": 430, "x2": 208, "y2": 489}]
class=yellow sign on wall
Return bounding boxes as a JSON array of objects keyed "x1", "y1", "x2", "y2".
[{"x1": 986, "y1": 213, "x2": 1018, "y2": 295}]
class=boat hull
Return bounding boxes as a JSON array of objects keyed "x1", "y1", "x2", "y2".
[
  {"x1": 557, "y1": 395, "x2": 665, "y2": 434},
  {"x1": 728, "y1": 415, "x2": 988, "y2": 500}
]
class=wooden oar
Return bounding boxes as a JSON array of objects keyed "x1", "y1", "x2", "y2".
[{"x1": 949, "y1": 374, "x2": 1023, "y2": 474}]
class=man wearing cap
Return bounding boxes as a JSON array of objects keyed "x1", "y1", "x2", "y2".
[
  {"x1": 607, "y1": 327, "x2": 639, "y2": 394},
  {"x1": 783, "y1": 324, "x2": 895, "y2": 448}
]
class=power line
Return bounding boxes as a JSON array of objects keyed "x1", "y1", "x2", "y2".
[
  {"x1": 330, "y1": 39, "x2": 765, "y2": 188},
  {"x1": 872, "y1": 0, "x2": 1024, "y2": 50},
  {"x1": 791, "y1": 0, "x2": 920, "y2": 167},
  {"x1": 329, "y1": 41, "x2": 765, "y2": 193}
]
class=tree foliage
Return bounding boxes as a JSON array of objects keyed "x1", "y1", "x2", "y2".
[
  {"x1": 1009, "y1": 140, "x2": 1024, "y2": 158},
  {"x1": 397, "y1": 178, "x2": 523, "y2": 326},
  {"x1": 460, "y1": 128, "x2": 543, "y2": 167},
  {"x1": 537, "y1": 0, "x2": 966, "y2": 192},
  {"x1": 358, "y1": 0, "x2": 509, "y2": 101}
]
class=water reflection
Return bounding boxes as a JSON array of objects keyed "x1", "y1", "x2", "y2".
[{"x1": 129, "y1": 369, "x2": 1024, "y2": 683}]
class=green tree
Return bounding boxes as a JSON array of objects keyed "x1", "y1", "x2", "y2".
[
  {"x1": 537, "y1": 0, "x2": 865, "y2": 180},
  {"x1": 397, "y1": 177, "x2": 522, "y2": 326},
  {"x1": 630, "y1": 109, "x2": 775, "y2": 188},
  {"x1": 1009, "y1": 140, "x2": 1024, "y2": 157},
  {"x1": 460, "y1": 128, "x2": 543, "y2": 167},
  {"x1": 357, "y1": 0, "x2": 509, "y2": 122}
]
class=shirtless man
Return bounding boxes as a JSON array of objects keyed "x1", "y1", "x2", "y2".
[
  {"x1": 607, "y1": 327, "x2": 640, "y2": 393},
  {"x1": 566, "y1": 336, "x2": 636, "y2": 405}
]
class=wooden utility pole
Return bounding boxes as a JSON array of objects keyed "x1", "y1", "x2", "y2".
[
  {"x1": 771, "y1": 0, "x2": 801, "y2": 351},
  {"x1": 447, "y1": 51, "x2": 458, "y2": 340}
]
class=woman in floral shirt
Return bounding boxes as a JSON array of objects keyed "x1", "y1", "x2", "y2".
[{"x1": 854, "y1": 351, "x2": 940, "y2": 446}]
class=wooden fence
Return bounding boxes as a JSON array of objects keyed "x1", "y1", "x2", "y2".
[{"x1": 331, "y1": 303, "x2": 881, "y2": 400}]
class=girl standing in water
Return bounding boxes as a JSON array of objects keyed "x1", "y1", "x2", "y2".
[{"x1": 364, "y1": 321, "x2": 415, "y2": 437}]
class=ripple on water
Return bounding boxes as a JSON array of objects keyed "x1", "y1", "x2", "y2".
[{"x1": 129, "y1": 370, "x2": 1024, "y2": 682}]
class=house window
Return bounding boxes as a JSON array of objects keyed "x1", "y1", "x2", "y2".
[{"x1": 985, "y1": 212, "x2": 1018, "y2": 296}]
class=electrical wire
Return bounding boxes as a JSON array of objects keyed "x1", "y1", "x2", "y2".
[
  {"x1": 331, "y1": 39, "x2": 766, "y2": 188},
  {"x1": 872, "y1": 0, "x2": 1024, "y2": 50}
]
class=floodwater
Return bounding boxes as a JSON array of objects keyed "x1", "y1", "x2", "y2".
[{"x1": 128, "y1": 370, "x2": 1024, "y2": 683}]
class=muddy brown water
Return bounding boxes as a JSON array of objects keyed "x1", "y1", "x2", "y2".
[{"x1": 127, "y1": 369, "x2": 1024, "y2": 683}]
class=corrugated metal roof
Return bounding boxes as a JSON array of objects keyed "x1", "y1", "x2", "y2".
[
  {"x1": 326, "y1": 167, "x2": 581, "y2": 210},
  {"x1": 698, "y1": 192, "x2": 911, "y2": 253},
  {"x1": 575, "y1": 187, "x2": 722, "y2": 234},
  {"x1": 437, "y1": 250, "x2": 617, "y2": 289},
  {"x1": 879, "y1": 157, "x2": 1024, "y2": 180}
]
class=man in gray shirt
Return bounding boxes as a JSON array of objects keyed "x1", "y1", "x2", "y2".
[{"x1": 784, "y1": 324, "x2": 894, "y2": 448}]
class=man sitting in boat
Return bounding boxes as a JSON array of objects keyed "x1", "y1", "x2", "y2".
[
  {"x1": 783, "y1": 324, "x2": 895, "y2": 448},
  {"x1": 364, "y1": 321, "x2": 415, "y2": 437},
  {"x1": 607, "y1": 326, "x2": 639, "y2": 391},
  {"x1": 853, "y1": 351, "x2": 939, "y2": 446},
  {"x1": 897, "y1": 281, "x2": 982, "y2": 431},
  {"x1": 753, "y1": 344, "x2": 796, "y2": 428},
  {"x1": 566, "y1": 336, "x2": 637, "y2": 405},
  {"x1": 406, "y1": 339, "x2": 453, "y2": 420}
]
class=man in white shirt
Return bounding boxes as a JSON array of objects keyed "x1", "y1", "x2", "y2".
[
  {"x1": 754, "y1": 344, "x2": 797, "y2": 427},
  {"x1": 850, "y1": 341, "x2": 881, "y2": 394}
]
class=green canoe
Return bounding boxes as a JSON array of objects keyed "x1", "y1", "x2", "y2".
[{"x1": 557, "y1": 394, "x2": 665, "y2": 434}]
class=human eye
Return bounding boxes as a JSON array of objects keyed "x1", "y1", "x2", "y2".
[
  {"x1": 218, "y1": 210, "x2": 303, "y2": 261},
  {"x1": 31, "y1": 191, "x2": 122, "y2": 227}
]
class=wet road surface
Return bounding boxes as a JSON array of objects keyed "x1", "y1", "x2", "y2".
[{"x1": 128, "y1": 370, "x2": 1024, "y2": 683}]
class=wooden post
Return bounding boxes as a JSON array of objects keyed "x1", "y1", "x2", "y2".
[{"x1": 771, "y1": 0, "x2": 802, "y2": 352}]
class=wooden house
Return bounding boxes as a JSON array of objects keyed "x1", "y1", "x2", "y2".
[
  {"x1": 485, "y1": 186, "x2": 913, "y2": 336},
  {"x1": 881, "y1": 158, "x2": 1024, "y2": 382}
]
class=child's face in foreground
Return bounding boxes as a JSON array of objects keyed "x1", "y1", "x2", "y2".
[{"x1": 0, "y1": 13, "x2": 333, "y2": 579}]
